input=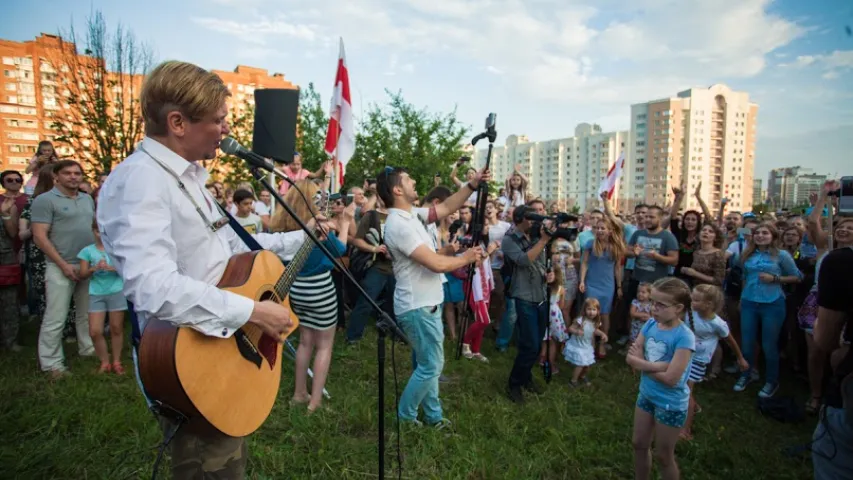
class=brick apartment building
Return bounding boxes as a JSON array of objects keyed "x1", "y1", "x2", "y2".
[{"x1": 0, "y1": 33, "x2": 297, "y2": 177}]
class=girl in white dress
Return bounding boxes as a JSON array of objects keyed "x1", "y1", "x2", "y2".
[
  {"x1": 539, "y1": 264, "x2": 569, "y2": 374},
  {"x1": 564, "y1": 298, "x2": 608, "y2": 387}
]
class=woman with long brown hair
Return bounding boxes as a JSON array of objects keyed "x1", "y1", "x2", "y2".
[
  {"x1": 269, "y1": 179, "x2": 354, "y2": 413},
  {"x1": 579, "y1": 217, "x2": 626, "y2": 357},
  {"x1": 733, "y1": 222, "x2": 803, "y2": 398}
]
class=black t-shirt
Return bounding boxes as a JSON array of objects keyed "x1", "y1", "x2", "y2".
[{"x1": 817, "y1": 246, "x2": 853, "y2": 409}]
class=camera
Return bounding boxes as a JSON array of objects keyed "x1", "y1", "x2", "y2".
[
  {"x1": 829, "y1": 176, "x2": 853, "y2": 215},
  {"x1": 524, "y1": 212, "x2": 579, "y2": 242}
]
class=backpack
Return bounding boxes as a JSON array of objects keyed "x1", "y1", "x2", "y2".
[
  {"x1": 724, "y1": 238, "x2": 745, "y2": 297},
  {"x1": 348, "y1": 210, "x2": 383, "y2": 280}
]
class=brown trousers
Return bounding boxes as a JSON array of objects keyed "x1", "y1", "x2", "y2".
[{"x1": 158, "y1": 416, "x2": 247, "y2": 479}]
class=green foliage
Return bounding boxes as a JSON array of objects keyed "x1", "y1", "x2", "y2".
[
  {"x1": 345, "y1": 89, "x2": 468, "y2": 195},
  {"x1": 48, "y1": 10, "x2": 154, "y2": 179},
  {"x1": 752, "y1": 202, "x2": 771, "y2": 215},
  {"x1": 0, "y1": 322, "x2": 816, "y2": 479},
  {"x1": 296, "y1": 83, "x2": 329, "y2": 174}
]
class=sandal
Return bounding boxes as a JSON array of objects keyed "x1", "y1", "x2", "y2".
[
  {"x1": 97, "y1": 363, "x2": 111, "y2": 374},
  {"x1": 111, "y1": 362, "x2": 125, "y2": 375},
  {"x1": 290, "y1": 394, "x2": 311, "y2": 405}
]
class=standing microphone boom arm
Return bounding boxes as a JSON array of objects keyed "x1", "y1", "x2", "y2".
[{"x1": 455, "y1": 114, "x2": 496, "y2": 360}]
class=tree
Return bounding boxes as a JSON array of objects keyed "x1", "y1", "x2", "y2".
[
  {"x1": 296, "y1": 83, "x2": 329, "y2": 173},
  {"x1": 345, "y1": 90, "x2": 468, "y2": 195},
  {"x1": 47, "y1": 10, "x2": 154, "y2": 178},
  {"x1": 205, "y1": 100, "x2": 257, "y2": 186}
]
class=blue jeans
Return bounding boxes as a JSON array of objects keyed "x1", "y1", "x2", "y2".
[
  {"x1": 508, "y1": 299, "x2": 547, "y2": 389},
  {"x1": 345, "y1": 267, "x2": 396, "y2": 342},
  {"x1": 397, "y1": 305, "x2": 445, "y2": 424},
  {"x1": 496, "y1": 297, "x2": 517, "y2": 350},
  {"x1": 740, "y1": 297, "x2": 786, "y2": 384}
]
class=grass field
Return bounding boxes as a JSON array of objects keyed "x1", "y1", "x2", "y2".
[{"x1": 0, "y1": 320, "x2": 816, "y2": 479}]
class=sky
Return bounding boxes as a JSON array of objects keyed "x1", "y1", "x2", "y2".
[{"x1": 3, "y1": 0, "x2": 852, "y2": 182}]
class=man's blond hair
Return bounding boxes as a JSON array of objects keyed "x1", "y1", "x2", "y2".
[{"x1": 140, "y1": 60, "x2": 231, "y2": 136}]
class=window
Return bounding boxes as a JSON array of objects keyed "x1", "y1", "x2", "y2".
[
  {"x1": 7, "y1": 131, "x2": 40, "y2": 141},
  {"x1": 2, "y1": 57, "x2": 13, "y2": 65},
  {"x1": 6, "y1": 95, "x2": 16, "y2": 103},
  {"x1": 3, "y1": 70, "x2": 15, "y2": 78},
  {"x1": 0, "y1": 105, "x2": 17, "y2": 113},
  {"x1": 4, "y1": 83, "x2": 15, "y2": 91},
  {"x1": 8, "y1": 157, "x2": 30, "y2": 166}
]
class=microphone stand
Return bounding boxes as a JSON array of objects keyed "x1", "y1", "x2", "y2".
[
  {"x1": 455, "y1": 128, "x2": 496, "y2": 360},
  {"x1": 247, "y1": 166, "x2": 407, "y2": 480}
]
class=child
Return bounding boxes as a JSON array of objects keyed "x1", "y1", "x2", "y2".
[
  {"x1": 681, "y1": 284, "x2": 749, "y2": 440},
  {"x1": 77, "y1": 220, "x2": 126, "y2": 374},
  {"x1": 563, "y1": 298, "x2": 608, "y2": 387},
  {"x1": 233, "y1": 189, "x2": 263, "y2": 234},
  {"x1": 626, "y1": 277, "x2": 695, "y2": 480},
  {"x1": 630, "y1": 283, "x2": 653, "y2": 345},
  {"x1": 539, "y1": 264, "x2": 570, "y2": 374},
  {"x1": 461, "y1": 240, "x2": 496, "y2": 362}
]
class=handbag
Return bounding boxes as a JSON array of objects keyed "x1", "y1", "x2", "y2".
[{"x1": 0, "y1": 264, "x2": 22, "y2": 286}]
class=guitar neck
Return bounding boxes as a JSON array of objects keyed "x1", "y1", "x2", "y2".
[
  {"x1": 273, "y1": 239, "x2": 314, "y2": 299},
  {"x1": 274, "y1": 198, "x2": 335, "y2": 299}
]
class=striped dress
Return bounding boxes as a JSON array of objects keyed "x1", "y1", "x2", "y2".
[{"x1": 289, "y1": 271, "x2": 339, "y2": 331}]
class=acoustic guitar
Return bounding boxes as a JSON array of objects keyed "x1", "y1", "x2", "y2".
[{"x1": 137, "y1": 240, "x2": 314, "y2": 437}]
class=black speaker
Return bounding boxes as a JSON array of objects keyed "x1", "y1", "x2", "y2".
[{"x1": 252, "y1": 88, "x2": 299, "y2": 164}]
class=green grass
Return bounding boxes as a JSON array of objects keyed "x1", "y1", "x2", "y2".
[{"x1": 1, "y1": 320, "x2": 815, "y2": 479}]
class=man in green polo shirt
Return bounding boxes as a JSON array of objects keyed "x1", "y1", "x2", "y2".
[{"x1": 31, "y1": 160, "x2": 96, "y2": 378}]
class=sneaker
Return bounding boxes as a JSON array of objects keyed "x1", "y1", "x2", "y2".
[
  {"x1": 733, "y1": 373, "x2": 753, "y2": 392},
  {"x1": 750, "y1": 369, "x2": 760, "y2": 382},
  {"x1": 439, "y1": 374, "x2": 450, "y2": 384},
  {"x1": 462, "y1": 343, "x2": 474, "y2": 359},
  {"x1": 471, "y1": 353, "x2": 489, "y2": 363},
  {"x1": 581, "y1": 377, "x2": 592, "y2": 387},
  {"x1": 429, "y1": 418, "x2": 452, "y2": 430},
  {"x1": 723, "y1": 364, "x2": 739, "y2": 374},
  {"x1": 758, "y1": 382, "x2": 779, "y2": 398},
  {"x1": 401, "y1": 418, "x2": 424, "y2": 428},
  {"x1": 524, "y1": 379, "x2": 545, "y2": 395},
  {"x1": 506, "y1": 385, "x2": 524, "y2": 404},
  {"x1": 496, "y1": 345, "x2": 508, "y2": 353},
  {"x1": 615, "y1": 335, "x2": 630, "y2": 346}
]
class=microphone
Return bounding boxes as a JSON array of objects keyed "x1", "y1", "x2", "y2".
[{"x1": 219, "y1": 137, "x2": 293, "y2": 176}]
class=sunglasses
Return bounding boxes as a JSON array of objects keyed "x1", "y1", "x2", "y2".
[{"x1": 4, "y1": 177, "x2": 23, "y2": 184}]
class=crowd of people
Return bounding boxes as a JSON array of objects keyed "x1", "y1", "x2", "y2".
[{"x1": 1, "y1": 61, "x2": 851, "y2": 480}]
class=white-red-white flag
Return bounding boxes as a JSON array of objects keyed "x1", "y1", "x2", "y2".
[
  {"x1": 598, "y1": 151, "x2": 625, "y2": 200},
  {"x1": 324, "y1": 38, "x2": 355, "y2": 190}
]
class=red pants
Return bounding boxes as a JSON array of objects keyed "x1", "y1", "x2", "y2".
[{"x1": 463, "y1": 299, "x2": 490, "y2": 354}]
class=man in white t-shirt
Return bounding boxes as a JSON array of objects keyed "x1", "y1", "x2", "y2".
[{"x1": 377, "y1": 165, "x2": 488, "y2": 428}]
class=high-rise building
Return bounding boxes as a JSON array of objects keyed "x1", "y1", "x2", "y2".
[
  {"x1": 767, "y1": 166, "x2": 826, "y2": 209},
  {"x1": 0, "y1": 34, "x2": 296, "y2": 174},
  {"x1": 752, "y1": 178, "x2": 764, "y2": 206},
  {"x1": 630, "y1": 84, "x2": 758, "y2": 214},
  {"x1": 472, "y1": 123, "x2": 631, "y2": 213}
]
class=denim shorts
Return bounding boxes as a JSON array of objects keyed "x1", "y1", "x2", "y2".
[
  {"x1": 636, "y1": 394, "x2": 688, "y2": 428},
  {"x1": 89, "y1": 292, "x2": 128, "y2": 313}
]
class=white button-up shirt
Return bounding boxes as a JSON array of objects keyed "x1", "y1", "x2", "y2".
[{"x1": 97, "y1": 137, "x2": 306, "y2": 339}]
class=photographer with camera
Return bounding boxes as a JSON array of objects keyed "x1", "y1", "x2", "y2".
[{"x1": 503, "y1": 204, "x2": 554, "y2": 404}]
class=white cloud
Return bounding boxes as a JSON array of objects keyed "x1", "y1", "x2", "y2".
[
  {"x1": 192, "y1": 0, "x2": 809, "y2": 105},
  {"x1": 191, "y1": 15, "x2": 321, "y2": 45},
  {"x1": 780, "y1": 49, "x2": 853, "y2": 79}
]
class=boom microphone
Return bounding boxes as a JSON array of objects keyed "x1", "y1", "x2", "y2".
[{"x1": 219, "y1": 137, "x2": 293, "y2": 175}]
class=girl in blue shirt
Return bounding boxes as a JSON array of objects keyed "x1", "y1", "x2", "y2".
[
  {"x1": 734, "y1": 222, "x2": 802, "y2": 398},
  {"x1": 77, "y1": 220, "x2": 126, "y2": 374},
  {"x1": 626, "y1": 277, "x2": 695, "y2": 480}
]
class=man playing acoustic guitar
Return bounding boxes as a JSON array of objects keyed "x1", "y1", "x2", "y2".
[{"x1": 97, "y1": 61, "x2": 318, "y2": 478}]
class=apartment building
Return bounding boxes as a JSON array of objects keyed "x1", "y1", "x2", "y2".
[
  {"x1": 472, "y1": 123, "x2": 632, "y2": 213},
  {"x1": 0, "y1": 33, "x2": 296, "y2": 175},
  {"x1": 752, "y1": 178, "x2": 765, "y2": 206},
  {"x1": 767, "y1": 166, "x2": 827, "y2": 209},
  {"x1": 630, "y1": 84, "x2": 758, "y2": 214}
]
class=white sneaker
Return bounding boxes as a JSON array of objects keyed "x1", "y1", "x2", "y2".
[
  {"x1": 758, "y1": 382, "x2": 779, "y2": 398},
  {"x1": 462, "y1": 343, "x2": 473, "y2": 359},
  {"x1": 471, "y1": 353, "x2": 489, "y2": 363}
]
